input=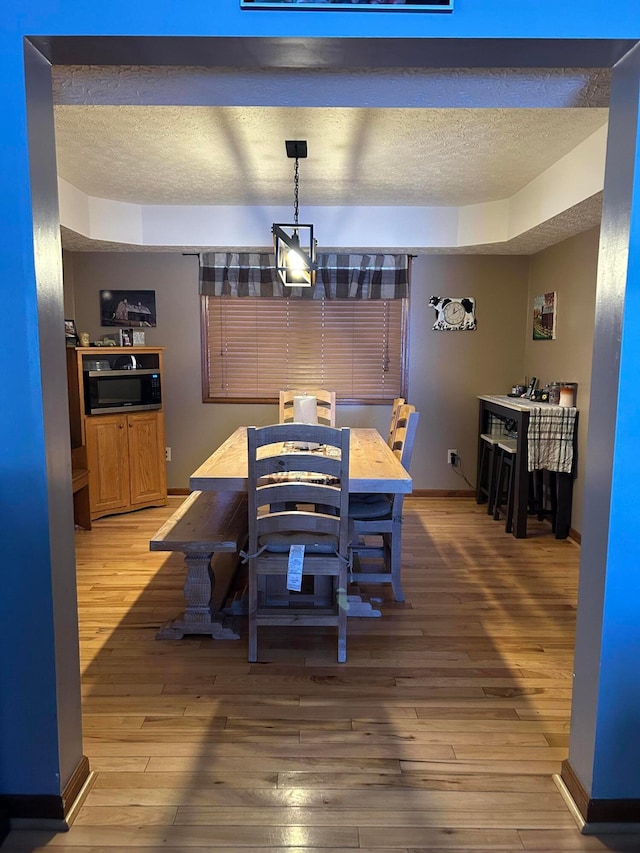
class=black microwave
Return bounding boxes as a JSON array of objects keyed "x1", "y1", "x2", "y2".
[{"x1": 83, "y1": 368, "x2": 162, "y2": 415}]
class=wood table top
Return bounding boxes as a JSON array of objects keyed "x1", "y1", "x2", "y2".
[{"x1": 190, "y1": 427, "x2": 413, "y2": 495}]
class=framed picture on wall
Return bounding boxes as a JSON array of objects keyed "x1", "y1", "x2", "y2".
[
  {"x1": 100, "y1": 289, "x2": 157, "y2": 328},
  {"x1": 241, "y1": 1, "x2": 454, "y2": 10},
  {"x1": 532, "y1": 291, "x2": 557, "y2": 340}
]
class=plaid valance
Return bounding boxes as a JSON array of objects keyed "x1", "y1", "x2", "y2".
[{"x1": 199, "y1": 252, "x2": 409, "y2": 299}]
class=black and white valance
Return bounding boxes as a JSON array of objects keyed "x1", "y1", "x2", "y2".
[{"x1": 199, "y1": 252, "x2": 409, "y2": 299}]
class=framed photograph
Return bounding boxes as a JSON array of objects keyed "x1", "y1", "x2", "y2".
[
  {"x1": 119, "y1": 328, "x2": 134, "y2": 347},
  {"x1": 64, "y1": 318, "x2": 79, "y2": 346},
  {"x1": 132, "y1": 330, "x2": 146, "y2": 346},
  {"x1": 532, "y1": 292, "x2": 557, "y2": 340},
  {"x1": 100, "y1": 289, "x2": 157, "y2": 328},
  {"x1": 241, "y1": 0, "x2": 453, "y2": 9}
]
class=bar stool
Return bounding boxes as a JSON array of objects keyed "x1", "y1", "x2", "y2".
[
  {"x1": 493, "y1": 438, "x2": 518, "y2": 534},
  {"x1": 477, "y1": 433, "x2": 506, "y2": 515}
]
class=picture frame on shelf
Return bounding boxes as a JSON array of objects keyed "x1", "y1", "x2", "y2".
[
  {"x1": 64, "y1": 319, "x2": 79, "y2": 346},
  {"x1": 132, "y1": 330, "x2": 146, "y2": 346},
  {"x1": 119, "y1": 328, "x2": 134, "y2": 347}
]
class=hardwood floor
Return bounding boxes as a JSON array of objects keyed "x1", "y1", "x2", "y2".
[{"x1": 5, "y1": 497, "x2": 640, "y2": 851}]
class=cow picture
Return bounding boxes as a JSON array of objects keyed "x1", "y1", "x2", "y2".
[{"x1": 429, "y1": 296, "x2": 477, "y2": 330}]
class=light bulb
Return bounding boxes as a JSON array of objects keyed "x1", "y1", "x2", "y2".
[{"x1": 287, "y1": 248, "x2": 306, "y2": 277}]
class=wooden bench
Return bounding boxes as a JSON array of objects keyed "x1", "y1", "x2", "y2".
[
  {"x1": 71, "y1": 445, "x2": 91, "y2": 530},
  {"x1": 150, "y1": 490, "x2": 248, "y2": 640}
]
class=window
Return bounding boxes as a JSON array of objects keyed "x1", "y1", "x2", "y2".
[{"x1": 202, "y1": 296, "x2": 407, "y2": 404}]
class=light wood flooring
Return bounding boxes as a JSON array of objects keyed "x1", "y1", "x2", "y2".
[{"x1": 5, "y1": 497, "x2": 640, "y2": 852}]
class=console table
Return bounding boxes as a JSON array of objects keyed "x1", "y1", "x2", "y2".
[{"x1": 477, "y1": 395, "x2": 578, "y2": 539}]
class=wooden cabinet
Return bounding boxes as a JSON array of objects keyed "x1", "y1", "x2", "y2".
[
  {"x1": 86, "y1": 412, "x2": 167, "y2": 518},
  {"x1": 127, "y1": 411, "x2": 167, "y2": 506},
  {"x1": 67, "y1": 347, "x2": 167, "y2": 520},
  {"x1": 85, "y1": 414, "x2": 131, "y2": 515}
]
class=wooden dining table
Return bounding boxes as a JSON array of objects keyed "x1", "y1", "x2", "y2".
[
  {"x1": 190, "y1": 426, "x2": 413, "y2": 495},
  {"x1": 189, "y1": 426, "x2": 413, "y2": 619}
]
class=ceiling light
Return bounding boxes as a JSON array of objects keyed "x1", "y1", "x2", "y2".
[{"x1": 272, "y1": 139, "x2": 317, "y2": 287}]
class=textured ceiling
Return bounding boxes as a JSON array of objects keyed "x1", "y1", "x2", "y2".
[
  {"x1": 52, "y1": 65, "x2": 610, "y2": 254},
  {"x1": 54, "y1": 105, "x2": 608, "y2": 208}
]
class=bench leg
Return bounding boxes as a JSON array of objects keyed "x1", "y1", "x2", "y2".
[{"x1": 157, "y1": 552, "x2": 240, "y2": 640}]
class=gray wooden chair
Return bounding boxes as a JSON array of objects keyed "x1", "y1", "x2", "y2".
[
  {"x1": 279, "y1": 389, "x2": 336, "y2": 426},
  {"x1": 246, "y1": 422, "x2": 351, "y2": 663},
  {"x1": 348, "y1": 404, "x2": 419, "y2": 602}
]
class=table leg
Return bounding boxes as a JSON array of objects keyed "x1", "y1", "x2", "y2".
[
  {"x1": 555, "y1": 473, "x2": 573, "y2": 539},
  {"x1": 157, "y1": 552, "x2": 240, "y2": 640}
]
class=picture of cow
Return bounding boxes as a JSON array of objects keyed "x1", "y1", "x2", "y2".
[{"x1": 429, "y1": 296, "x2": 477, "y2": 330}]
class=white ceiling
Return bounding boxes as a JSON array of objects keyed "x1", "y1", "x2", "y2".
[{"x1": 53, "y1": 65, "x2": 611, "y2": 255}]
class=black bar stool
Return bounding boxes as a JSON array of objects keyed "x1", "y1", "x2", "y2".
[
  {"x1": 493, "y1": 438, "x2": 518, "y2": 534},
  {"x1": 477, "y1": 433, "x2": 503, "y2": 515}
]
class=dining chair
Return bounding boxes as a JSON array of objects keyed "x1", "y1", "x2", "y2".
[
  {"x1": 387, "y1": 397, "x2": 405, "y2": 447},
  {"x1": 279, "y1": 389, "x2": 336, "y2": 426},
  {"x1": 246, "y1": 422, "x2": 351, "y2": 663},
  {"x1": 348, "y1": 404, "x2": 419, "y2": 602}
]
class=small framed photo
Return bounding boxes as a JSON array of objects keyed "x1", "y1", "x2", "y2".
[
  {"x1": 64, "y1": 319, "x2": 79, "y2": 346},
  {"x1": 119, "y1": 328, "x2": 134, "y2": 347},
  {"x1": 132, "y1": 330, "x2": 146, "y2": 346},
  {"x1": 532, "y1": 291, "x2": 557, "y2": 340}
]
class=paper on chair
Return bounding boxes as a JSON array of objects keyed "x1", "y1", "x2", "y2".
[
  {"x1": 293, "y1": 395, "x2": 318, "y2": 424},
  {"x1": 287, "y1": 544, "x2": 305, "y2": 591},
  {"x1": 293, "y1": 395, "x2": 319, "y2": 449}
]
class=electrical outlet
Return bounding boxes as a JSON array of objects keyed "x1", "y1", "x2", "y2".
[
  {"x1": 448, "y1": 448, "x2": 457, "y2": 466},
  {"x1": 165, "y1": 447, "x2": 172, "y2": 462}
]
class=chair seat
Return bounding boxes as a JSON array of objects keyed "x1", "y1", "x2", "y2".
[
  {"x1": 259, "y1": 531, "x2": 339, "y2": 554},
  {"x1": 348, "y1": 495, "x2": 392, "y2": 519}
]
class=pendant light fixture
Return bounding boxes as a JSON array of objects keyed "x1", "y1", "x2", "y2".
[{"x1": 272, "y1": 139, "x2": 317, "y2": 287}]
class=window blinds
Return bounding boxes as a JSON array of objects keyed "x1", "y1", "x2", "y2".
[{"x1": 203, "y1": 296, "x2": 406, "y2": 403}]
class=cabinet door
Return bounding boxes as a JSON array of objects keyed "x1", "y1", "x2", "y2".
[
  {"x1": 127, "y1": 412, "x2": 167, "y2": 506},
  {"x1": 85, "y1": 414, "x2": 130, "y2": 515}
]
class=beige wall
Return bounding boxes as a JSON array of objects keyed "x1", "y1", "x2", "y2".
[
  {"x1": 408, "y1": 254, "x2": 530, "y2": 489},
  {"x1": 524, "y1": 226, "x2": 600, "y2": 532},
  {"x1": 66, "y1": 241, "x2": 595, "y2": 533}
]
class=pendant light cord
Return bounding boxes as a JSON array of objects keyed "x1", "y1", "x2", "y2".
[{"x1": 293, "y1": 156, "x2": 299, "y2": 227}]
